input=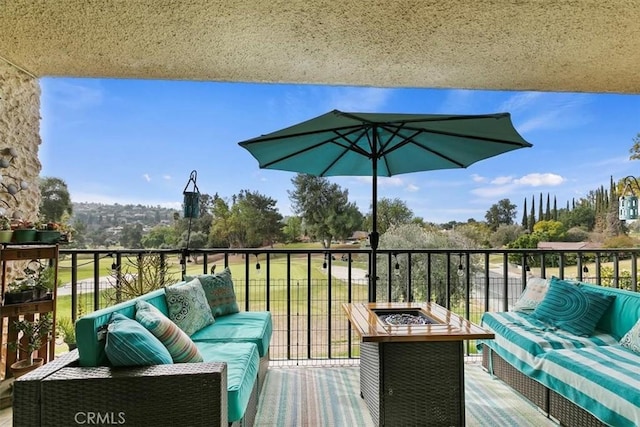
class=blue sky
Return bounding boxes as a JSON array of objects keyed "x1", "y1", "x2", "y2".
[{"x1": 39, "y1": 78, "x2": 640, "y2": 224}]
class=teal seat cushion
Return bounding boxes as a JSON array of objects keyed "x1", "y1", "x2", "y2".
[
  {"x1": 104, "y1": 313, "x2": 173, "y2": 367},
  {"x1": 190, "y1": 311, "x2": 272, "y2": 357},
  {"x1": 195, "y1": 342, "x2": 259, "y2": 423}
]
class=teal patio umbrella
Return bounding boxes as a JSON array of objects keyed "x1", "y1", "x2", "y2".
[{"x1": 238, "y1": 109, "x2": 532, "y2": 301}]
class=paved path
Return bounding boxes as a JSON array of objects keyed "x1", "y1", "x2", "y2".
[{"x1": 330, "y1": 266, "x2": 368, "y2": 282}]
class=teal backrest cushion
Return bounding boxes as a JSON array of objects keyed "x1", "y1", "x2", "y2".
[{"x1": 579, "y1": 282, "x2": 640, "y2": 340}]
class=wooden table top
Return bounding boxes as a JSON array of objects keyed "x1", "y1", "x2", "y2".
[{"x1": 342, "y1": 302, "x2": 495, "y2": 343}]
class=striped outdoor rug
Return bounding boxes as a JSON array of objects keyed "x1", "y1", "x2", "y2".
[{"x1": 255, "y1": 363, "x2": 556, "y2": 426}]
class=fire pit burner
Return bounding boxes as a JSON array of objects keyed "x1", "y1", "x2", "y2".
[
  {"x1": 372, "y1": 309, "x2": 440, "y2": 325},
  {"x1": 380, "y1": 313, "x2": 434, "y2": 325}
]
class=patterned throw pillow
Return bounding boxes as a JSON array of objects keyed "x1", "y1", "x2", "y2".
[
  {"x1": 512, "y1": 277, "x2": 549, "y2": 312},
  {"x1": 620, "y1": 318, "x2": 640, "y2": 354},
  {"x1": 185, "y1": 267, "x2": 240, "y2": 317},
  {"x1": 164, "y1": 278, "x2": 215, "y2": 336},
  {"x1": 530, "y1": 276, "x2": 616, "y2": 337},
  {"x1": 105, "y1": 313, "x2": 173, "y2": 367},
  {"x1": 135, "y1": 300, "x2": 203, "y2": 363}
]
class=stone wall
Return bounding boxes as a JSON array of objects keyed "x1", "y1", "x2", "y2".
[{"x1": 0, "y1": 60, "x2": 41, "y2": 222}]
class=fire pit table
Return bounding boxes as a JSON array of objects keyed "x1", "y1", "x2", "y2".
[{"x1": 343, "y1": 302, "x2": 494, "y2": 427}]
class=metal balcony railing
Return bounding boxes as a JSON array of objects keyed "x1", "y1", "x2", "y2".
[{"x1": 57, "y1": 247, "x2": 640, "y2": 366}]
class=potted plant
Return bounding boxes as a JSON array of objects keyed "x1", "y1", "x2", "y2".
[
  {"x1": 56, "y1": 317, "x2": 76, "y2": 351},
  {"x1": 11, "y1": 219, "x2": 36, "y2": 243},
  {"x1": 0, "y1": 215, "x2": 12, "y2": 243},
  {"x1": 36, "y1": 221, "x2": 63, "y2": 243},
  {"x1": 9, "y1": 313, "x2": 53, "y2": 378},
  {"x1": 3, "y1": 263, "x2": 55, "y2": 305}
]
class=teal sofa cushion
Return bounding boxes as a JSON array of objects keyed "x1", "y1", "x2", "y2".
[
  {"x1": 190, "y1": 311, "x2": 272, "y2": 357},
  {"x1": 195, "y1": 342, "x2": 259, "y2": 423},
  {"x1": 105, "y1": 313, "x2": 173, "y2": 366},
  {"x1": 76, "y1": 287, "x2": 174, "y2": 367},
  {"x1": 579, "y1": 282, "x2": 640, "y2": 340}
]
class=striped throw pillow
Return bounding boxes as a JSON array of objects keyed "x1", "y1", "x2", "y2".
[
  {"x1": 105, "y1": 313, "x2": 173, "y2": 367},
  {"x1": 135, "y1": 300, "x2": 203, "y2": 363},
  {"x1": 530, "y1": 276, "x2": 615, "y2": 337}
]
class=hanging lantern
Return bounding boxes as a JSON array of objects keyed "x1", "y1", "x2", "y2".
[
  {"x1": 182, "y1": 170, "x2": 200, "y2": 219},
  {"x1": 619, "y1": 195, "x2": 639, "y2": 221}
]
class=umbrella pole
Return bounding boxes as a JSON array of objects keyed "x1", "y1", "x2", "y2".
[{"x1": 369, "y1": 134, "x2": 379, "y2": 303}]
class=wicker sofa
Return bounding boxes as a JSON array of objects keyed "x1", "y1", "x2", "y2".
[
  {"x1": 14, "y1": 276, "x2": 272, "y2": 427},
  {"x1": 478, "y1": 280, "x2": 640, "y2": 427}
]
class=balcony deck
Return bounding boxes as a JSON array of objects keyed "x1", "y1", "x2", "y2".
[
  {"x1": 0, "y1": 361, "x2": 557, "y2": 426},
  {"x1": 1, "y1": 246, "x2": 637, "y2": 425}
]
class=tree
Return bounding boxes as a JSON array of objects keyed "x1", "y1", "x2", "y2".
[
  {"x1": 365, "y1": 197, "x2": 414, "y2": 235},
  {"x1": 533, "y1": 220, "x2": 566, "y2": 241},
  {"x1": 141, "y1": 225, "x2": 178, "y2": 249},
  {"x1": 39, "y1": 177, "x2": 73, "y2": 223},
  {"x1": 119, "y1": 223, "x2": 143, "y2": 248},
  {"x1": 282, "y1": 216, "x2": 303, "y2": 243},
  {"x1": 378, "y1": 224, "x2": 475, "y2": 306},
  {"x1": 629, "y1": 133, "x2": 640, "y2": 160},
  {"x1": 521, "y1": 198, "x2": 528, "y2": 228},
  {"x1": 288, "y1": 174, "x2": 359, "y2": 248},
  {"x1": 490, "y1": 224, "x2": 524, "y2": 248},
  {"x1": 484, "y1": 198, "x2": 517, "y2": 231}
]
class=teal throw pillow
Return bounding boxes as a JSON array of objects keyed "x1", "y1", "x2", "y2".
[
  {"x1": 530, "y1": 277, "x2": 615, "y2": 337},
  {"x1": 185, "y1": 267, "x2": 240, "y2": 317},
  {"x1": 164, "y1": 278, "x2": 215, "y2": 336},
  {"x1": 105, "y1": 313, "x2": 173, "y2": 367},
  {"x1": 135, "y1": 300, "x2": 203, "y2": 363},
  {"x1": 620, "y1": 317, "x2": 640, "y2": 354}
]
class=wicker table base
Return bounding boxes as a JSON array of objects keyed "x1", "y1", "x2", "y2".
[{"x1": 361, "y1": 340, "x2": 464, "y2": 427}]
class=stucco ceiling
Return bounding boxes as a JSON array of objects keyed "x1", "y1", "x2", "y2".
[{"x1": 1, "y1": 1, "x2": 639, "y2": 94}]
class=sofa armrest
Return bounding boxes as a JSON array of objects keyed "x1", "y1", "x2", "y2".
[
  {"x1": 38, "y1": 362, "x2": 228, "y2": 427},
  {"x1": 13, "y1": 349, "x2": 81, "y2": 427}
]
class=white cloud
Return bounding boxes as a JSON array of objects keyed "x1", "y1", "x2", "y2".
[
  {"x1": 471, "y1": 174, "x2": 486, "y2": 183},
  {"x1": 405, "y1": 184, "x2": 419, "y2": 192},
  {"x1": 470, "y1": 172, "x2": 565, "y2": 199},
  {"x1": 470, "y1": 185, "x2": 515, "y2": 198},
  {"x1": 143, "y1": 174, "x2": 151, "y2": 182},
  {"x1": 490, "y1": 176, "x2": 513, "y2": 185},
  {"x1": 163, "y1": 175, "x2": 172, "y2": 180},
  {"x1": 514, "y1": 173, "x2": 564, "y2": 187}
]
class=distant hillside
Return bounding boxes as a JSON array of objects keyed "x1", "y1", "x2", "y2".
[{"x1": 71, "y1": 202, "x2": 179, "y2": 230}]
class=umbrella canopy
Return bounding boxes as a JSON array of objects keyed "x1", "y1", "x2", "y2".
[{"x1": 239, "y1": 109, "x2": 532, "y2": 300}]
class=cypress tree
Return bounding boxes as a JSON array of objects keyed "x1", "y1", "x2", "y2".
[
  {"x1": 529, "y1": 196, "x2": 536, "y2": 232},
  {"x1": 553, "y1": 196, "x2": 558, "y2": 220},
  {"x1": 538, "y1": 193, "x2": 543, "y2": 224},
  {"x1": 522, "y1": 198, "x2": 528, "y2": 228},
  {"x1": 545, "y1": 193, "x2": 551, "y2": 220}
]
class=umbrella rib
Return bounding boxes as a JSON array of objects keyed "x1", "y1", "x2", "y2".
[
  {"x1": 319, "y1": 129, "x2": 372, "y2": 175},
  {"x1": 258, "y1": 127, "x2": 370, "y2": 169},
  {"x1": 379, "y1": 124, "x2": 530, "y2": 149}
]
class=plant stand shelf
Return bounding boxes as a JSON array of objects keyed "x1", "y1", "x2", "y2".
[{"x1": 0, "y1": 244, "x2": 59, "y2": 379}]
